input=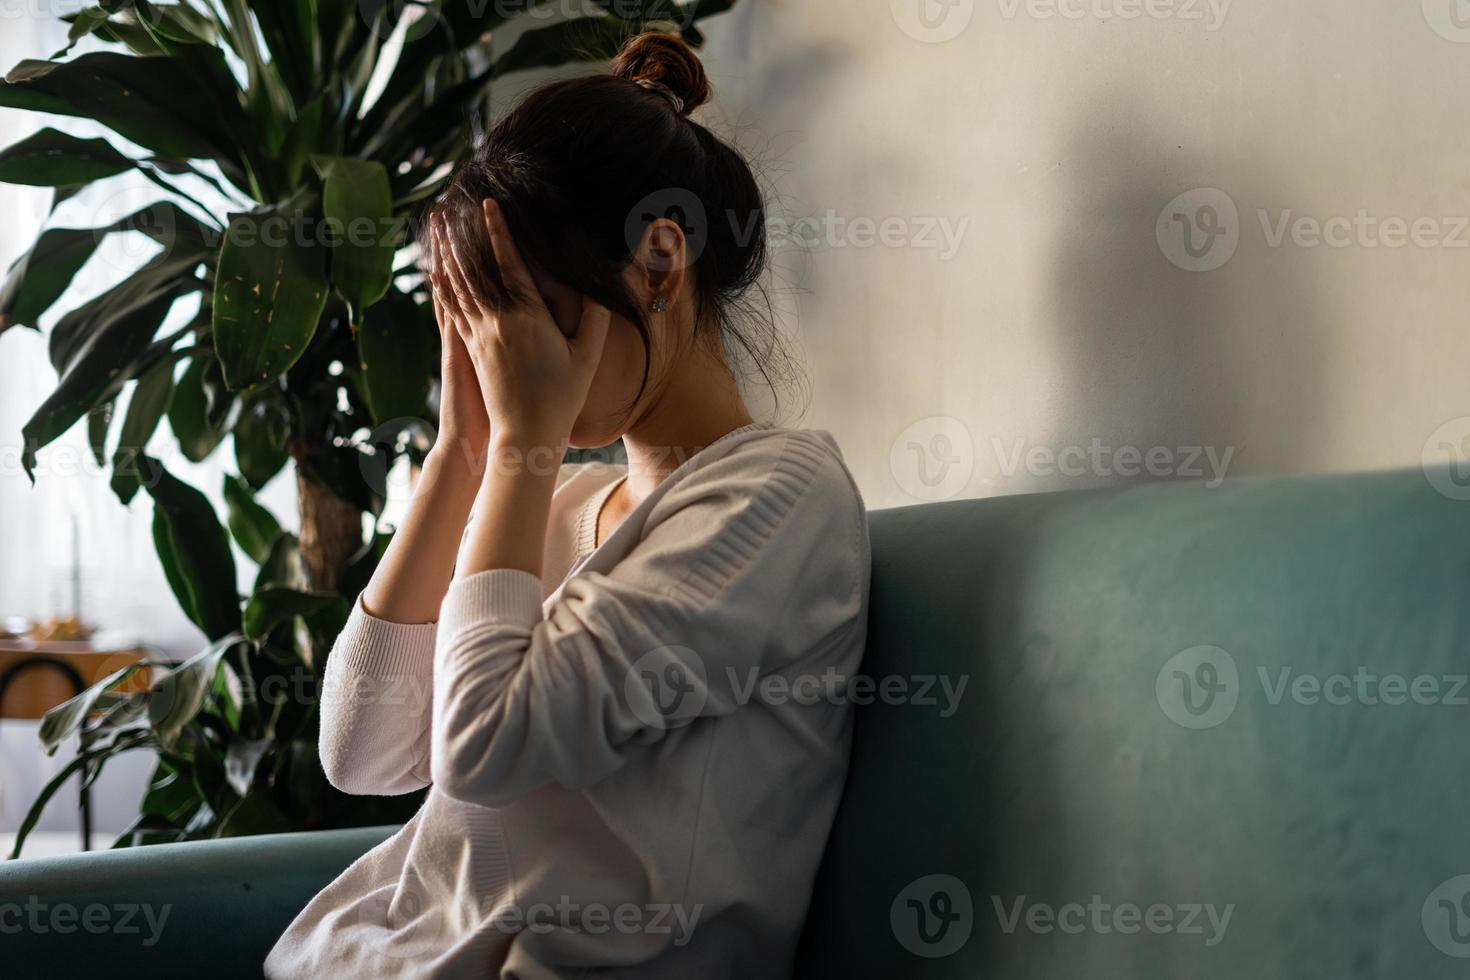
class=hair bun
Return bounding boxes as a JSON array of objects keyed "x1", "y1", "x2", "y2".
[{"x1": 610, "y1": 31, "x2": 711, "y2": 116}]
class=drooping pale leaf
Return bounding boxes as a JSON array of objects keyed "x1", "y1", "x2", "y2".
[
  {"x1": 212, "y1": 203, "x2": 330, "y2": 390},
  {"x1": 357, "y1": 289, "x2": 436, "y2": 424},
  {"x1": 54, "y1": 7, "x2": 115, "y2": 59},
  {"x1": 148, "y1": 633, "x2": 245, "y2": 750},
  {"x1": 139, "y1": 456, "x2": 240, "y2": 640},
  {"x1": 38, "y1": 662, "x2": 149, "y2": 754},
  {"x1": 223, "y1": 473, "x2": 284, "y2": 564},
  {"x1": 20, "y1": 285, "x2": 186, "y2": 479},
  {"x1": 243, "y1": 587, "x2": 343, "y2": 642},
  {"x1": 223, "y1": 736, "x2": 272, "y2": 797},
  {"x1": 314, "y1": 156, "x2": 396, "y2": 323},
  {"x1": 110, "y1": 355, "x2": 173, "y2": 505},
  {"x1": 0, "y1": 127, "x2": 134, "y2": 186}
]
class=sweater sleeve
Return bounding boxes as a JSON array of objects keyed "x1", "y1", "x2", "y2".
[
  {"x1": 319, "y1": 598, "x2": 437, "y2": 796},
  {"x1": 430, "y1": 433, "x2": 866, "y2": 808}
]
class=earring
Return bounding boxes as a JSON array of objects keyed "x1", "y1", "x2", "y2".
[{"x1": 650, "y1": 295, "x2": 670, "y2": 314}]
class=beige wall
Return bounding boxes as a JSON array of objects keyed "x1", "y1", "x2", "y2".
[{"x1": 696, "y1": 0, "x2": 1470, "y2": 509}]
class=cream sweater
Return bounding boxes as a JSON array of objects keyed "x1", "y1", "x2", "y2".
[{"x1": 265, "y1": 423, "x2": 871, "y2": 979}]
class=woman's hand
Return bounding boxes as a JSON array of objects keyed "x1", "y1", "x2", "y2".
[
  {"x1": 428, "y1": 275, "x2": 492, "y2": 473},
  {"x1": 431, "y1": 201, "x2": 610, "y2": 452}
]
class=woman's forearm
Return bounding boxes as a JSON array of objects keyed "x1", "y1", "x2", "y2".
[
  {"x1": 361, "y1": 448, "x2": 483, "y2": 624},
  {"x1": 455, "y1": 434, "x2": 563, "y2": 581}
]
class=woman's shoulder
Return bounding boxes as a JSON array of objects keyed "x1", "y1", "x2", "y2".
[
  {"x1": 692, "y1": 424, "x2": 866, "y2": 513},
  {"x1": 660, "y1": 426, "x2": 870, "y2": 582}
]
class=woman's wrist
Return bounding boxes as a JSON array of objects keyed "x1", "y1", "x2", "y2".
[
  {"x1": 488, "y1": 430, "x2": 569, "y2": 481},
  {"x1": 422, "y1": 442, "x2": 488, "y2": 501}
]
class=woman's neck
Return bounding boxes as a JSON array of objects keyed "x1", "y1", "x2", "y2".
[{"x1": 618, "y1": 354, "x2": 754, "y2": 500}]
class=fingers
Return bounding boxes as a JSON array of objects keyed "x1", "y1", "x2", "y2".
[
  {"x1": 570, "y1": 297, "x2": 612, "y2": 374},
  {"x1": 433, "y1": 217, "x2": 485, "y2": 321},
  {"x1": 482, "y1": 199, "x2": 543, "y2": 310}
]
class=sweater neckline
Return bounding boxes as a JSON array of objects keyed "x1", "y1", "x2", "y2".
[{"x1": 572, "y1": 420, "x2": 771, "y2": 558}]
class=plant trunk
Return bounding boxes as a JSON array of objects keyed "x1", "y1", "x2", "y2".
[{"x1": 295, "y1": 470, "x2": 361, "y2": 592}]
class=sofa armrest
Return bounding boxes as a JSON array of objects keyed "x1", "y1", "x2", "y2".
[{"x1": 0, "y1": 825, "x2": 396, "y2": 979}]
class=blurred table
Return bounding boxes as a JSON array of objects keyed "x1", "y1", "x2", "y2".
[{"x1": 0, "y1": 639, "x2": 150, "y2": 720}]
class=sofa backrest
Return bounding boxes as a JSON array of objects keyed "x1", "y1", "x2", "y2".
[{"x1": 794, "y1": 467, "x2": 1470, "y2": 978}]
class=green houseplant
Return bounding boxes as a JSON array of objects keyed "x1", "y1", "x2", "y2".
[{"x1": 1, "y1": 0, "x2": 733, "y2": 858}]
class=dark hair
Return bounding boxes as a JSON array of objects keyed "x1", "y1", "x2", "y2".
[{"x1": 426, "y1": 31, "x2": 782, "y2": 416}]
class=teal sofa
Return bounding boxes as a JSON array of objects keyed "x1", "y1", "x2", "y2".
[{"x1": 4, "y1": 467, "x2": 1469, "y2": 978}]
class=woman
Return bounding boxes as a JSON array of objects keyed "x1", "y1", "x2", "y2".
[{"x1": 267, "y1": 31, "x2": 871, "y2": 979}]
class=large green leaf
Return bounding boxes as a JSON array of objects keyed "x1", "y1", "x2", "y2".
[
  {"x1": 233, "y1": 390, "x2": 290, "y2": 490},
  {"x1": 3, "y1": 199, "x2": 211, "y2": 339},
  {"x1": 110, "y1": 355, "x2": 173, "y2": 504},
  {"x1": 1, "y1": 226, "x2": 109, "y2": 332},
  {"x1": 20, "y1": 285, "x2": 185, "y2": 479},
  {"x1": 139, "y1": 456, "x2": 240, "y2": 640},
  {"x1": 314, "y1": 156, "x2": 396, "y2": 323},
  {"x1": 254, "y1": 532, "x2": 310, "y2": 592},
  {"x1": 243, "y1": 587, "x2": 343, "y2": 642},
  {"x1": 167, "y1": 355, "x2": 229, "y2": 462},
  {"x1": 357, "y1": 289, "x2": 436, "y2": 424},
  {"x1": 223, "y1": 473, "x2": 284, "y2": 564},
  {"x1": 0, "y1": 52, "x2": 239, "y2": 163},
  {"x1": 212, "y1": 203, "x2": 330, "y2": 391},
  {"x1": 48, "y1": 235, "x2": 206, "y2": 373},
  {"x1": 0, "y1": 127, "x2": 134, "y2": 186}
]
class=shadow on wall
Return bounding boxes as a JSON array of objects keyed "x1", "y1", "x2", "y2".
[{"x1": 1039, "y1": 102, "x2": 1337, "y2": 493}]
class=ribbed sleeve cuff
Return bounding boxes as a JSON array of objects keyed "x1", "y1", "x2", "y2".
[
  {"x1": 440, "y1": 569, "x2": 546, "y2": 636},
  {"x1": 334, "y1": 597, "x2": 438, "y2": 677}
]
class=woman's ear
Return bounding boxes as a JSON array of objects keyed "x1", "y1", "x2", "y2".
[{"x1": 636, "y1": 217, "x2": 688, "y2": 307}]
